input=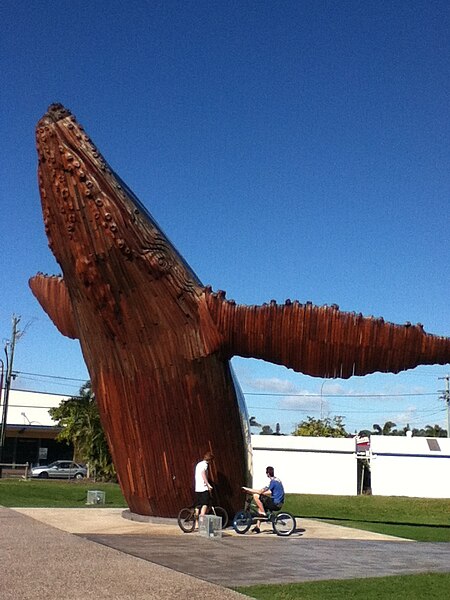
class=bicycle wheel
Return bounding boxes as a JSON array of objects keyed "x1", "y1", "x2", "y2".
[
  {"x1": 272, "y1": 512, "x2": 296, "y2": 536},
  {"x1": 212, "y1": 506, "x2": 229, "y2": 529},
  {"x1": 232, "y1": 511, "x2": 252, "y2": 534},
  {"x1": 177, "y1": 507, "x2": 196, "y2": 533}
]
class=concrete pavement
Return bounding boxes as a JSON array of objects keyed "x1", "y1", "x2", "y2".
[
  {"x1": 0, "y1": 507, "x2": 245, "y2": 600},
  {"x1": 3, "y1": 506, "x2": 450, "y2": 595},
  {"x1": 13, "y1": 506, "x2": 407, "y2": 540}
]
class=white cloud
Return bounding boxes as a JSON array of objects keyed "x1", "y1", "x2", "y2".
[
  {"x1": 390, "y1": 406, "x2": 418, "y2": 428},
  {"x1": 320, "y1": 382, "x2": 348, "y2": 395},
  {"x1": 278, "y1": 393, "x2": 328, "y2": 413},
  {"x1": 247, "y1": 377, "x2": 299, "y2": 394}
]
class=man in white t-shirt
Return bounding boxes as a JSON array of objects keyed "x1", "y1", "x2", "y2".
[{"x1": 194, "y1": 451, "x2": 214, "y2": 516}]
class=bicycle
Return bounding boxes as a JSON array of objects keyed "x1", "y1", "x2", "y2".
[
  {"x1": 177, "y1": 502, "x2": 229, "y2": 533},
  {"x1": 232, "y1": 488, "x2": 296, "y2": 536}
]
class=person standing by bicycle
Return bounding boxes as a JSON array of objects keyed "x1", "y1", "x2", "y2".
[
  {"x1": 194, "y1": 451, "x2": 214, "y2": 516},
  {"x1": 247, "y1": 465, "x2": 285, "y2": 533}
]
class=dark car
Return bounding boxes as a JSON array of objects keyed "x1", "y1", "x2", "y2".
[{"x1": 30, "y1": 460, "x2": 87, "y2": 479}]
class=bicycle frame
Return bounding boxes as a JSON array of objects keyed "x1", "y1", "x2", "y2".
[
  {"x1": 242, "y1": 492, "x2": 277, "y2": 522},
  {"x1": 178, "y1": 503, "x2": 228, "y2": 532},
  {"x1": 232, "y1": 491, "x2": 296, "y2": 535}
]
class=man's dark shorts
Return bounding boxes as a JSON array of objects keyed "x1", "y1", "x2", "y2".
[
  {"x1": 260, "y1": 495, "x2": 282, "y2": 512},
  {"x1": 195, "y1": 490, "x2": 210, "y2": 507}
]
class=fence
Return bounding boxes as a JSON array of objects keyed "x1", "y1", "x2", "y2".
[{"x1": 0, "y1": 462, "x2": 30, "y2": 479}]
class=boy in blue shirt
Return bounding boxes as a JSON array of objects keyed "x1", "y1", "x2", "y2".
[{"x1": 243, "y1": 466, "x2": 285, "y2": 533}]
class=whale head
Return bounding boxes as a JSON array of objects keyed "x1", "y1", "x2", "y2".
[
  {"x1": 36, "y1": 104, "x2": 201, "y2": 288},
  {"x1": 34, "y1": 104, "x2": 206, "y2": 344}
]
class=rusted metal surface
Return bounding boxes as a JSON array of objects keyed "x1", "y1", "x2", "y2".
[{"x1": 30, "y1": 104, "x2": 450, "y2": 517}]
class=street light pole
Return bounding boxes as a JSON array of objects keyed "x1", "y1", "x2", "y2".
[
  {"x1": 0, "y1": 358, "x2": 4, "y2": 426},
  {"x1": 0, "y1": 316, "x2": 21, "y2": 475},
  {"x1": 320, "y1": 380, "x2": 326, "y2": 420},
  {"x1": 438, "y1": 375, "x2": 450, "y2": 438}
]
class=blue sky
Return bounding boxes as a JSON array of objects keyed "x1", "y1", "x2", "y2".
[{"x1": 1, "y1": 1, "x2": 449, "y2": 434}]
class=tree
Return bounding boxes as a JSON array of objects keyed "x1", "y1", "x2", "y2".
[
  {"x1": 424, "y1": 424, "x2": 448, "y2": 438},
  {"x1": 399, "y1": 425, "x2": 411, "y2": 436},
  {"x1": 249, "y1": 416, "x2": 261, "y2": 428},
  {"x1": 360, "y1": 421, "x2": 448, "y2": 438},
  {"x1": 292, "y1": 416, "x2": 348, "y2": 438},
  {"x1": 358, "y1": 429, "x2": 372, "y2": 437},
  {"x1": 372, "y1": 421, "x2": 396, "y2": 436},
  {"x1": 49, "y1": 381, "x2": 116, "y2": 481},
  {"x1": 260, "y1": 425, "x2": 274, "y2": 435}
]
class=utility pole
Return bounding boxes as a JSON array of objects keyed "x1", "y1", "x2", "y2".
[
  {"x1": 438, "y1": 375, "x2": 450, "y2": 439},
  {"x1": 0, "y1": 315, "x2": 21, "y2": 476}
]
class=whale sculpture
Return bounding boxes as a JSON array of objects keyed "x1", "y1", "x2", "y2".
[{"x1": 30, "y1": 104, "x2": 450, "y2": 517}]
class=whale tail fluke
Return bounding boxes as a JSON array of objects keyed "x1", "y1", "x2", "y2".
[{"x1": 205, "y1": 290, "x2": 450, "y2": 378}]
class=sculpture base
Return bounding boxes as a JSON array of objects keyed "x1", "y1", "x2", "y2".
[{"x1": 121, "y1": 509, "x2": 177, "y2": 526}]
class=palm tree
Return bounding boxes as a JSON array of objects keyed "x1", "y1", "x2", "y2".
[
  {"x1": 424, "y1": 424, "x2": 448, "y2": 438},
  {"x1": 372, "y1": 421, "x2": 397, "y2": 435},
  {"x1": 260, "y1": 425, "x2": 274, "y2": 435}
]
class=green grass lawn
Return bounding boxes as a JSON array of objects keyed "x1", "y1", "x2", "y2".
[
  {"x1": 0, "y1": 479, "x2": 127, "y2": 507},
  {"x1": 1, "y1": 483, "x2": 449, "y2": 541},
  {"x1": 283, "y1": 494, "x2": 450, "y2": 542},
  {"x1": 236, "y1": 573, "x2": 450, "y2": 600}
]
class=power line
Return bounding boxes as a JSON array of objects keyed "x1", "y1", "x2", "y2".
[
  {"x1": 13, "y1": 376, "x2": 82, "y2": 390},
  {"x1": 15, "y1": 371, "x2": 86, "y2": 383},
  {"x1": 12, "y1": 372, "x2": 444, "y2": 398},
  {"x1": 246, "y1": 404, "x2": 446, "y2": 415},
  {"x1": 244, "y1": 391, "x2": 438, "y2": 398},
  {"x1": 8, "y1": 403, "x2": 62, "y2": 410}
]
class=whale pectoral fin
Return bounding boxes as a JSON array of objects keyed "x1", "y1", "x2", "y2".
[
  {"x1": 29, "y1": 274, "x2": 79, "y2": 340},
  {"x1": 205, "y1": 292, "x2": 450, "y2": 378}
]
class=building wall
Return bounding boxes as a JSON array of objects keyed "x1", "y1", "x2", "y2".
[
  {"x1": 251, "y1": 434, "x2": 450, "y2": 499},
  {"x1": 251, "y1": 435, "x2": 357, "y2": 495},
  {"x1": 370, "y1": 436, "x2": 450, "y2": 498},
  {"x1": 7, "y1": 389, "x2": 69, "y2": 426},
  {"x1": 2, "y1": 389, "x2": 72, "y2": 466}
]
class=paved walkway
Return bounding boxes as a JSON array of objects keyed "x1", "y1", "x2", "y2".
[
  {"x1": 3, "y1": 507, "x2": 450, "y2": 596},
  {"x1": 0, "y1": 507, "x2": 245, "y2": 600},
  {"x1": 12, "y1": 506, "x2": 407, "y2": 540}
]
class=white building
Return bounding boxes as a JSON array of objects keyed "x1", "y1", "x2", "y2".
[
  {"x1": 251, "y1": 434, "x2": 450, "y2": 499},
  {"x1": 251, "y1": 434, "x2": 357, "y2": 495},
  {"x1": 1, "y1": 389, "x2": 70, "y2": 466},
  {"x1": 7, "y1": 389, "x2": 68, "y2": 427},
  {"x1": 370, "y1": 435, "x2": 450, "y2": 498}
]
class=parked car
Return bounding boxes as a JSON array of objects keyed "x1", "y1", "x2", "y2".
[{"x1": 30, "y1": 460, "x2": 87, "y2": 480}]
